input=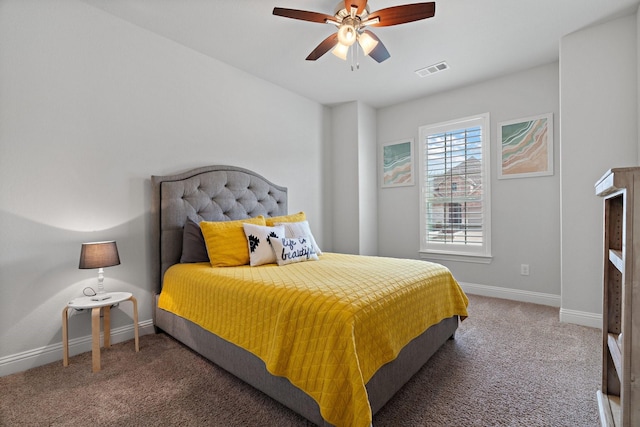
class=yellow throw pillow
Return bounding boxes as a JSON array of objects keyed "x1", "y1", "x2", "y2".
[
  {"x1": 265, "y1": 211, "x2": 306, "y2": 226},
  {"x1": 200, "y1": 216, "x2": 266, "y2": 267}
]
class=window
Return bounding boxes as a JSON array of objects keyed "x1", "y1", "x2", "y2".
[{"x1": 418, "y1": 113, "x2": 491, "y2": 261}]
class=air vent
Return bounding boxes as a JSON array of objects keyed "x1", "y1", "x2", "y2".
[{"x1": 415, "y1": 61, "x2": 449, "y2": 77}]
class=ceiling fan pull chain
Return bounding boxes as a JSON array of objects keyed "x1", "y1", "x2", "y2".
[
  {"x1": 350, "y1": 43, "x2": 360, "y2": 71},
  {"x1": 350, "y1": 43, "x2": 355, "y2": 71}
]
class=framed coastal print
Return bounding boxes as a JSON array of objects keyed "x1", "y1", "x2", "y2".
[
  {"x1": 498, "y1": 113, "x2": 553, "y2": 179},
  {"x1": 381, "y1": 139, "x2": 414, "y2": 188}
]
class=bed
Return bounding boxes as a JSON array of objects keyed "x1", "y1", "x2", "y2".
[{"x1": 151, "y1": 165, "x2": 468, "y2": 427}]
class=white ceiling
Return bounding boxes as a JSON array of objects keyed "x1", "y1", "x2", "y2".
[{"x1": 82, "y1": 0, "x2": 639, "y2": 108}]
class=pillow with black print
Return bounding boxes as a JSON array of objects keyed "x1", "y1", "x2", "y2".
[
  {"x1": 274, "y1": 220, "x2": 322, "y2": 256},
  {"x1": 270, "y1": 235, "x2": 319, "y2": 266},
  {"x1": 242, "y1": 223, "x2": 285, "y2": 266}
]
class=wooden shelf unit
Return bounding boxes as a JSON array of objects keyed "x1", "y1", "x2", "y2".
[{"x1": 595, "y1": 167, "x2": 640, "y2": 427}]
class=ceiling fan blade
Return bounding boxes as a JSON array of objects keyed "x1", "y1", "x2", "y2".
[
  {"x1": 273, "y1": 7, "x2": 335, "y2": 24},
  {"x1": 362, "y1": 30, "x2": 390, "y2": 63},
  {"x1": 368, "y1": 2, "x2": 435, "y2": 27},
  {"x1": 306, "y1": 33, "x2": 339, "y2": 61},
  {"x1": 344, "y1": 0, "x2": 368, "y2": 16}
]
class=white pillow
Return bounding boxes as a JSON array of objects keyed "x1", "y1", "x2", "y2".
[
  {"x1": 242, "y1": 223, "x2": 285, "y2": 266},
  {"x1": 271, "y1": 236, "x2": 319, "y2": 266},
  {"x1": 274, "y1": 220, "x2": 322, "y2": 256}
]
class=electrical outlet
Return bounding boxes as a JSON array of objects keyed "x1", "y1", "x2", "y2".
[{"x1": 520, "y1": 264, "x2": 530, "y2": 276}]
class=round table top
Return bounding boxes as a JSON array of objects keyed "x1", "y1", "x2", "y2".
[{"x1": 68, "y1": 292, "x2": 133, "y2": 309}]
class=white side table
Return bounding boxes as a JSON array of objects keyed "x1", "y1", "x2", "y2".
[{"x1": 62, "y1": 291, "x2": 139, "y2": 372}]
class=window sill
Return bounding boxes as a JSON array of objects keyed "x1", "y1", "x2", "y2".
[{"x1": 419, "y1": 251, "x2": 492, "y2": 264}]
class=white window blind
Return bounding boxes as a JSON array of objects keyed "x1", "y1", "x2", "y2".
[{"x1": 418, "y1": 114, "x2": 491, "y2": 259}]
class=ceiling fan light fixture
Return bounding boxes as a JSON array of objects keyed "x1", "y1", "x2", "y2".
[
  {"x1": 337, "y1": 21, "x2": 357, "y2": 46},
  {"x1": 358, "y1": 32, "x2": 378, "y2": 56},
  {"x1": 331, "y1": 43, "x2": 349, "y2": 60}
]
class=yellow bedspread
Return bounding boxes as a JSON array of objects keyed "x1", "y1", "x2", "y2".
[{"x1": 158, "y1": 253, "x2": 468, "y2": 427}]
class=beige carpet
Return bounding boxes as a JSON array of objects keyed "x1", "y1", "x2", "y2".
[{"x1": 0, "y1": 295, "x2": 601, "y2": 426}]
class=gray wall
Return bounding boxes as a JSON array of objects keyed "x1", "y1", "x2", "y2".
[
  {"x1": 377, "y1": 63, "x2": 562, "y2": 304},
  {"x1": 329, "y1": 101, "x2": 379, "y2": 255},
  {"x1": 330, "y1": 102, "x2": 360, "y2": 254},
  {"x1": 0, "y1": 0, "x2": 326, "y2": 375},
  {"x1": 559, "y1": 14, "x2": 638, "y2": 321}
]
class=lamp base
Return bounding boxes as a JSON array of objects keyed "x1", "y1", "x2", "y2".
[{"x1": 91, "y1": 294, "x2": 112, "y2": 301}]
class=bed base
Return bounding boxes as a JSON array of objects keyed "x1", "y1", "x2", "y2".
[{"x1": 155, "y1": 296, "x2": 458, "y2": 426}]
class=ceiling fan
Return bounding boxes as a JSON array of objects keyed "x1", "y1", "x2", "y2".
[{"x1": 273, "y1": 1, "x2": 436, "y2": 64}]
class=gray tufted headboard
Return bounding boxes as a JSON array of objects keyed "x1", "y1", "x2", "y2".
[{"x1": 150, "y1": 165, "x2": 288, "y2": 293}]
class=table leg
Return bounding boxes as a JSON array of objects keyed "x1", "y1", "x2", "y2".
[
  {"x1": 62, "y1": 307, "x2": 69, "y2": 367},
  {"x1": 103, "y1": 305, "x2": 111, "y2": 348},
  {"x1": 91, "y1": 307, "x2": 101, "y2": 373},
  {"x1": 130, "y1": 296, "x2": 139, "y2": 352}
]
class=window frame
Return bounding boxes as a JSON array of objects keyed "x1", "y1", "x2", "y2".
[{"x1": 418, "y1": 113, "x2": 492, "y2": 263}]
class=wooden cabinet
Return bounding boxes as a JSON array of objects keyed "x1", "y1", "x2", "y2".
[{"x1": 595, "y1": 167, "x2": 640, "y2": 427}]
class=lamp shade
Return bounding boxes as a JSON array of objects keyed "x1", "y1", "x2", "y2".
[
  {"x1": 332, "y1": 43, "x2": 350, "y2": 60},
  {"x1": 79, "y1": 241, "x2": 120, "y2": 269},
  {"x1": 337, "y1": 23, "x2": 356, "y2": 47},
  {"x1": 358, "y1": 32, "x2": 378, "y2": 56}
]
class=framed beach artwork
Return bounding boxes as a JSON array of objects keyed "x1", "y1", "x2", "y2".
[
  {"x1": 498, "y1": 113, "x2": 553, "y2": 179},
  {"x1": 381, "y1": 139, "x2": 414, "y2": 188}
]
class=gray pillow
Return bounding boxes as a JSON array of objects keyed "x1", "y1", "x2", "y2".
[{"x1": 180, "y1": 218, "x2": 209, "y2": 263}]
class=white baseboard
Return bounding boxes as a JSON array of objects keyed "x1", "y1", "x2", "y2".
[
  {"x1": 459, "y1": 282, "x2": 561, "y2": 307},
  {"x1": 559, "y1": 307, "x2": 602, "y2": 329},
  {"x1": 0, "y1": 320, "x2": 155, "y2": 377},
  {"x1": 460, "y1": 282, "x2": 602, "y2": 329}
]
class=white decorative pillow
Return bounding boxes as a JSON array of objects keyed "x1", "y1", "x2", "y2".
[
  {"x1": 271, "y1": 236, "x2": 319, "y2": 266},
  {"x1": 242, "y1": 223, "x2": 285, "y2": 266},
  {"x1": 274, "y1": 220, "x2": 322, "y2": 256}
]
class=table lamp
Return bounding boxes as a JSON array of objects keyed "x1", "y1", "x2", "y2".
[{"x1": 79, "y1": 241, "x2": 120, "y2": 301}]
